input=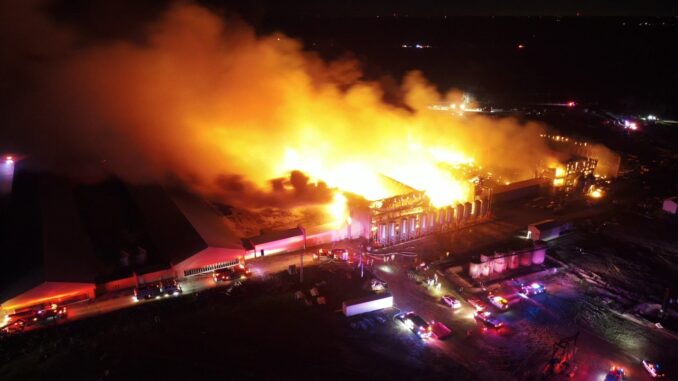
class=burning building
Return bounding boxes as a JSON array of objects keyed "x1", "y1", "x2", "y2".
[
  {"x1": 369, "y1": 188, "x2": 491, "y2": 248},
  {"x1": 539, "y1": 133, "x2": 620, "y2": 188},
  {"x1": 0, "y1": 2, "x2": 612, "y2": 310}
]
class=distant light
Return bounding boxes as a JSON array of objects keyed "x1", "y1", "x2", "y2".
[
  {"x1": 567, "y1": 101, "x2": 576, "y2": 107},
  {"x1": 517, "y1": 44, "x2": 525, "y2": 49},
  {"x1": 5, "y1": 155, "x2": 13, "y2": 164},
  {"x1": 623, "y1": 120, "x2": 638, "y2": 130},
  {"x1": 647, "y1": 114, "x2": 657, "y2": 121}
]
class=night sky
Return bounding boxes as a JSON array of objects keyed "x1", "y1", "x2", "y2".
[
  {"x1": 50, "y1": 0, "x2": 678, "y2": 25},
  {"x1": 210, "y1": 0, "x2": 678, "y2": 17}
]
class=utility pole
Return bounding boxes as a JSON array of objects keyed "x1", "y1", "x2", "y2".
[{"x1": 300, "y1": 225, "x2": 306, "y2": 284}]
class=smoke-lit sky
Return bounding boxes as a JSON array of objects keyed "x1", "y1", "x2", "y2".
[{"x1": 0, "y1": 0, "x2": 622, "y2": 210}]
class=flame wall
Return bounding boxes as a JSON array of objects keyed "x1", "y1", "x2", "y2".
[{"x1": 2, "y1": 2, "x2": 555, "y2": 214}]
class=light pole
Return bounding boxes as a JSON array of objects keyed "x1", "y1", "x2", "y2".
[{"x1": 299, "y1": 225, "x2": 306, "y2": 284}]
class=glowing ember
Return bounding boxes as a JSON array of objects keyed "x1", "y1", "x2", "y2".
[{"x1": 588, "y1": 188, "x2": 603, "y2": 198}]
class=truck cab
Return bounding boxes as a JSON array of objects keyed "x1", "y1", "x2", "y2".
[
  {"x1": 133, "y1": 283, "x2": 163, "y2": 301},
  {"x1": 397, "y1": 312, "x2": 432, "y2": 339},
  {"x1": 160, "y1": 279, "x2": 182, "y2": 296}
]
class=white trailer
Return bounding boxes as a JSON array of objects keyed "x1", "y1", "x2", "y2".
[{"x1": 342, "y1": 293, "x2": 393, "y2": 317}]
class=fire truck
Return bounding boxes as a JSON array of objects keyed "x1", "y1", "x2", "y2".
[{"x1": 2, "y1": 303, "x2": 68, "y2": 334}]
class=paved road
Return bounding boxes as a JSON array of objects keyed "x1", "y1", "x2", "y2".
[{"x1": 373, "y1": 256, "x2": 670, "y2": 380}]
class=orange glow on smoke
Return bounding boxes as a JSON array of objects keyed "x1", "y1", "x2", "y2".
[{"x1": 28, "y1": 3, "x2": 554, "y2": 217}]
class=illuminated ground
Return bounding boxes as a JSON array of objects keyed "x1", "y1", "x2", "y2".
[
  {"x1": 0, "y1": 264, "x2": 475, "y2": 380},
  {"x1": 2, "y1": 157, "x2": 675, "y2": 380}
]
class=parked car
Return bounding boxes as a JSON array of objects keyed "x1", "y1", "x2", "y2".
[
  {"x1": 331, "y1": 248, "x2": 349, "y2": 261},
  {"x1": 160, "y1": 279, "x2": 182, "y2": 296},
  {"x1": 431, "y1": 321, "x2": 453, "y2": 340},
  {"x1": 441, "y1": 295, "x2": 461, "y2": 309},
  {"x1": 467, "y1": 298, "x2": 487, "y2": 311},
  {"x1": 642, "y1": 360, "x2": 665, "y2": 378},
  {"x1": 604, "y1": 366, "x2": 624, "y2": 381},
  {"x1": 231, "y1": 264, "x2": 252, "y2": 279},
  {"x1": 488, "y1": 294, "x2": 509, "y2": 310},
  {"x1": 213, "y1": 265, "x2": 251, "y2": 282},
  {"x1": 474, "y1": 311, "x2": 503, "y2": 329},
  {"x1": 396, "y1": 312, "x2": 432, "y2": 339},
  {"x1": 371, "y1": 279, "x2": 388, "y2": 292},
  {"x1": 520, "y1": 282, "x2": 546, "y2": 296},
  {"x1": 213, "y1": 267, "x2": 234, "y2": 282},
  {"x1": 133, "y1": 283, "x2": 163, "y2": 301}
]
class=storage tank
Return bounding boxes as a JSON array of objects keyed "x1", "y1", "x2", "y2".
[
  {"x1": 401, "y1": 219, "x2": 408, "y2": 240},
  {"x1": 481, "y1": 262, "x2": 491, "y2": 277},
  {"x1": 519, "y1": 250, "x2": 533, "y2": 266},
  {"x1": 446, "y1": 206, "x2": 453, "y2": 223},
  {"x1": 389, "y1": 222, "x2": 396, "y2": 243},
  {"x1": 481, "y1": 197, "x2": 489, "y2": 216},
  {"x1": 492, "y1": 256, "x2": 506, "y2": 273},
  {"x1": 532, "y1": 246, "x2": 546, "y2": 265},
  {"x1": 464, "y1": 202, "x2": 473, "y2": 219},
  {"x1": 469, "y1": 261, "x2": 482, "y2": 279},
  {"x1": 473, "y1": 200, "x2": 482, "y2": 218},
  {"x1": 456, "y1": 204, "x2": 464, "y2": 222},
  {"x1": 507, "y1": 253, "x2": 520, "y2": 269},
  {"x1": 379, "y1": 224, "x2": 388, "y2": 243},
  {"x1": 421, "y1": 214, "x2": 428, "y2": 233},
  {"x1": 439, "y1": 209, "x2": 446, "y2": 226},
  {"x1": 410, "y1": 217, "x2": 417, "y2": 237}
]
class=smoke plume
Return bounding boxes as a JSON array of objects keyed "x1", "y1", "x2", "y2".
[{"x1": 0, "y1": 1, "x2": 557, "y2": 209}]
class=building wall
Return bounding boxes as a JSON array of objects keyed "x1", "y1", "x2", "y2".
[
  {"x1": 102, "y1": 275, "x2": 137, "y2": 293},
  {"x1": 173, "y1": 246, "x2": 245, "y2": 277},
  {"x1": 253, "y1": 235, "x2": 305, "y2": 258},
  {"x1": 136, "y1": 268, "x2": 177, "y2": 284}
]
